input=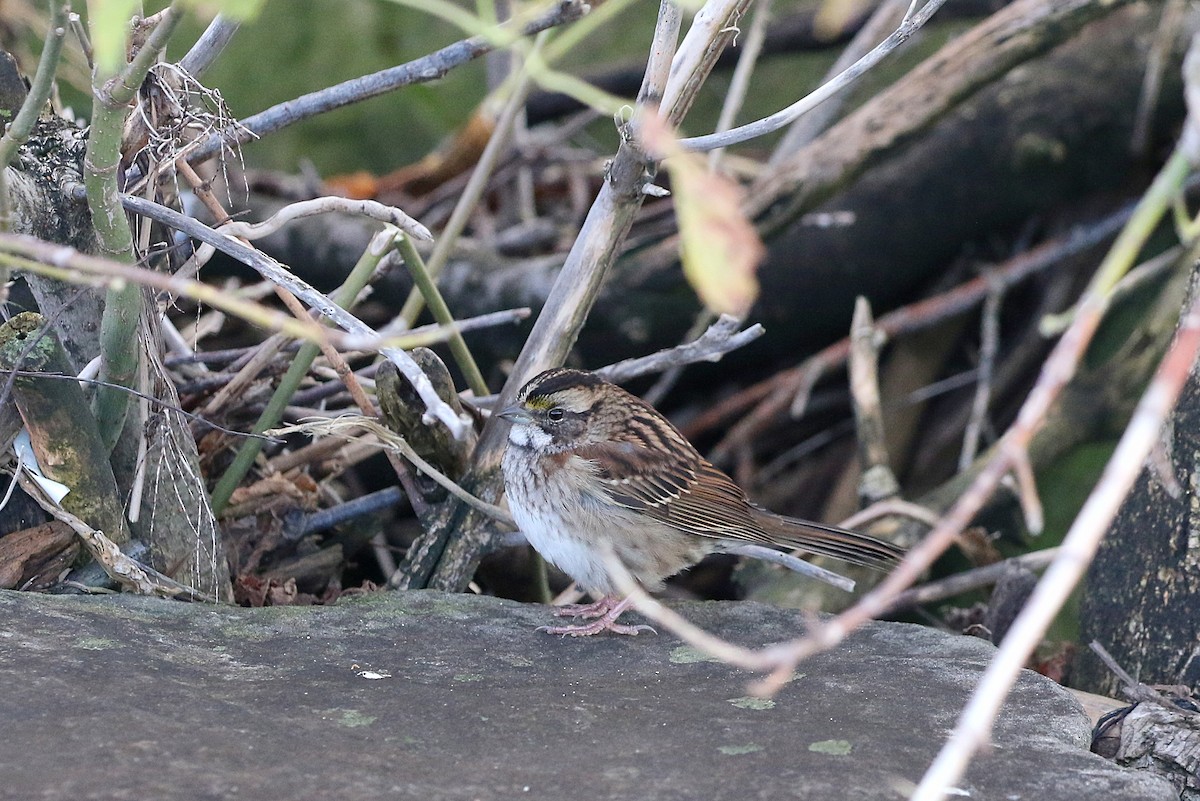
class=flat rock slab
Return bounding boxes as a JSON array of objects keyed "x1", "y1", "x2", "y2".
[{"x1": 0, "y1": 589, "x2": 1173, "y2": 800}]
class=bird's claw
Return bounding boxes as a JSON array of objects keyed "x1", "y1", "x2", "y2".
[
  {"x1": 553, "y1": 598, "x2": 618, "y2": 620},
  {"x1": 536, "y1": 620, "x2": 657, "y2": 637}
]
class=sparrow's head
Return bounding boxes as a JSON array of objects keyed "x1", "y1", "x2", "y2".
[{"x1": 497, "y1": 368, "x2": 622, "y2": 452}]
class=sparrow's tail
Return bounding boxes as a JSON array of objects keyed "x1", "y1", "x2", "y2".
[{"x1": 750, "y1": 509, "x2": 905, "y2": 570}]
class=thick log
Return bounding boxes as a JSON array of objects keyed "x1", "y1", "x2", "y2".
[{"x1": 1076, "y1": 276, "x2": 1200, "y2": 695}]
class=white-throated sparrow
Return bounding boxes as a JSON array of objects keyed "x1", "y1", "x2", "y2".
[{"x1": 498, "y1": 368, "x2": 904, "y2": 636}]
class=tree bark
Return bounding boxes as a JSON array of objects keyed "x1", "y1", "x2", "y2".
[{"x1": 1076, "y1": 270, "x2": 1200, "y2": 697}]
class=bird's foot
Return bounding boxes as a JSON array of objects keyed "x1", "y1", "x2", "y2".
[
  {"x1": 536, "y1": 619, "x2": 656, "y2": 637},
  {"x1": 538, "y1": 596, "x2": 655, "y2": 636},
  {"x1": 552, "y1": 596, "x2": 621, "y2": 620}
]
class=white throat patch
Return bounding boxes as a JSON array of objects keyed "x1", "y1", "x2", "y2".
[{"x1": 507, "y1": 422, "x2": 552, "y2": 450}]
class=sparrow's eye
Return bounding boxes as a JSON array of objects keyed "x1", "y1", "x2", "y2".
[{"x1": 547, "y1": 407, "x2": 565, "y2": 422}]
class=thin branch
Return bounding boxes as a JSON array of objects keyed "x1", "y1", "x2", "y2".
[
  {"x1": 119, "y1": 195, "x2": 469, "y2": 437},
  {"x1": 723, "y1": 543, "x2": 856, "y2": 592},
  {"x1": 885, "y1": 548, "x2": 1059, "y2": 612},
  {"x1": 679, "y1": 0, "x2": 950, "y2": 151},
  {"x1": 839, "y1": 497, "x2": 941, "y2": 531},
  {"x1": 471, "y1": 314, "x2": 763, "y2": 410},
  {"x1": 218, "y1": 197, "x2": 432, "y2": 243},
  {"x1": 178, "y1": 0, "x2": 589, "y2": 168},
  {"x1": 769, "y1": 0, "x2": 909, "y2": 164},
  {"x1": 707, "y1": 0, "x2": 773, "y2": 170},
  {"x1": 602, "y1": 544, "x2": 790, "y2": 673},
  {"x1": 1130, "y1": 0, "x2": 1187, "y2": 158},
  {"x1": 599, "y1": 314, "x2": 764, "y2": 384},
  {"x1": 179, "y1": 14, "x2": 241, "y2": 78},
  {"x1": 959, "y1": 276, "x2": 1003, "y2": 471},
  {"x1": 1009, "y1": 447, "x2": 1044, "y2": 536},
  {"x1": 396, "y1": 236, "x2": 490, "y2": 397},
  {"x1": 847, "y1": 297, "x2": 898, "y2": 504}
]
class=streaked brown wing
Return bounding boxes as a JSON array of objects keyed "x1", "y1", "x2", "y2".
[
  {"x1": 577, "y1": 438, "x2": 772, "y2": 543},
  {"x1": 580, "y1": 439, "x2": 903, "y2": 568}
]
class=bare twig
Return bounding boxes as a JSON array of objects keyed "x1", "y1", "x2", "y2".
[
  {"x1": 602, "y1": 544, "x2": 791, "y2": 672},
  {"x1": 1009, "y1": 447, "x2": 1044, "y2": 536},
  {"x1": 769, "y1": 0, "x2": 909, "y2": 163},
  {"x1": 678, "y1": 0, "x2": 950, "y2": 151},
  {"x1": 723, "y1": 543, "x2": 856, "y2": 592},
  {"x1": 178, "y1": 14, "x2": 241, "y2": 78},
  {"x1": 1130, "y1": 0, "x2": 1187, "y2": 158},
  {"x1": 599, "y1": 314, "x2": 765, "y2": 384},
  {"x1": 218, "y1": 197, "x2": 431, "y2": 243},
  {"x1": 959, "y1": 276, "x2": 1003, "y2": 471},
  {"x1": 885, "y1": 548, "x2": 1059, "y2": 612},
  {"x1": 847, "y1": 297, "x2": 898, "y2": 504},
  {"x1": 177, "y1": 0, "x2": 589, "y2": 169},
  {"x1": 839, "y1": 497, "x2": 941, "y2": 531},
  {"x1": 707, "y1": 0, "x2": 773, "y2": 170},
  {"x1": 119, "y1": 195, "x2": 469, "y2": 437},
  {"x1": 16, "y1": 473, "x2": 215, "y2": 602},
  {"x1": 469, "y1": 314, "x2": 764, "y2": 411}
]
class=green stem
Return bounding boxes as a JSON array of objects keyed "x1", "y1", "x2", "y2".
[
  {"x1": 398, "y1": 34, "x2": 544, "y2": 326},
  {"x1": 209, "y1": 230, "x2": 400, "y2": 515},
  {"x1": 0, "y1": 0, "x2": 69, "y2": 290},
  {"x1": 85, "y1": 4, "x2": 184, "y2": 452},
  {"x1": 1042, "y1": 147, "x2": 1192, "y2": 334},
  {"x1": 1090, "y1": 147, "x2": 1191, "y2": 296},
  {"x1": 396, "y1": 235, "x2": 489, "y2": 397}
]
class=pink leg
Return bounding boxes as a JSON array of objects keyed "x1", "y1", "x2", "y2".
[
  {"x1": 552, "y1": 596, "x2": 621, "y2": 620},
  {"x1": 538, "y1": 596, "x2": 656, "y2": 636}
]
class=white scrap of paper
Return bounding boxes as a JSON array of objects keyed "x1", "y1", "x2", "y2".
[{"x1": 12, "y1": 429, "x2": 70, "y2": 506}]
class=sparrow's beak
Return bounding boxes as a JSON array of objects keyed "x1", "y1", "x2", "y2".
[{"x1": 496, "y1": 404, "x2": 534, "y2": 425}]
